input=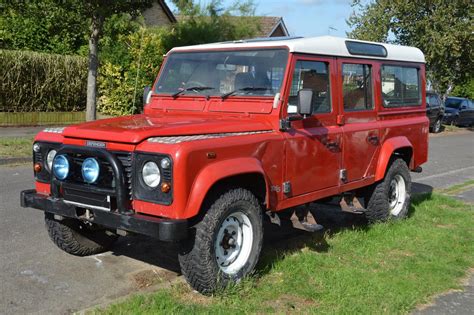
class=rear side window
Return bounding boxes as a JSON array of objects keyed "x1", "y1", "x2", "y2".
[
  {"x1": 381, "y1": 66, "x2": 420, "y2": 107},
  {"x1": 342, "y1": 64, "x2": 373, "y2": 111}
]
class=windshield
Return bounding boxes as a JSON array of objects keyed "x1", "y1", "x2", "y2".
[
  {"x1": 155, "y1": 49, "x2": 289, "y2": 98},
  {"x1": 445, "y1": 98, "x2": 463, "y2": 109}
]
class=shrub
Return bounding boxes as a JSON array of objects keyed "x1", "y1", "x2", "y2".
[
  {"x1": 97, "y1": 27, "x2": 166, "y2": 116},
  {"x1": 0, "y1": 50, "x2": 87, "y2": 112}
]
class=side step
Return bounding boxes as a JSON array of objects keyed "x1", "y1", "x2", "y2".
[
  {"x1": 266, "y1": 206, "x2": 324, "y2": 233},
  {"x1": 339, "y1": 194, "x2": 366, "y2": 214},
  {"x1": 290, "y1": 206, "x2": 324, "y2": 232}
]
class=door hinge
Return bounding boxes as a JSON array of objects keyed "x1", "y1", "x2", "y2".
[
  {"x1": 283, "y1": 181, "x2": 291, "y2": 194},
  {"x1": 279, "y1": 119, "x2": 291, "y2": 131},
  {"x1": 340, "y1": 169, "x2": 347, "y2": 183}
]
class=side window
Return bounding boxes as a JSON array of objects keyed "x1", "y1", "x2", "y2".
[
  {"x1": 288, "y1": 60, "x2": 331, "y2": 114},
  {"x1": 427, "y1": 95, "x2": 439, "y2": 107},
  {"x1": 342, "y1": 64, "x2": 373, "y2": 111},
  {"x1": 381, "y1": 65, "x2": 420, "y2": 107}
]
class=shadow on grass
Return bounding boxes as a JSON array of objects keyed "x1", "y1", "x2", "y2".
[{"x1": 107, "y1": 181, "x2": 435, "y2": 278}]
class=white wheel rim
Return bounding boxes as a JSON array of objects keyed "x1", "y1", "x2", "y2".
[
  {"x1": 435, "y1": 119, "x2": 441, "y2": 131},
  {"x1": 388, "y1": 174, "x2": 406, "y2": 216},
  {"x1": 215, "y1": 211, "x2": 253, "y2": 275}
]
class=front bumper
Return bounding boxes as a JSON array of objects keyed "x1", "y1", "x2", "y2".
[{"x1": 21, "y1": 189, "x2": 187, "y2": 241}]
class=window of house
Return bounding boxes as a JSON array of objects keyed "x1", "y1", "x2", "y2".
[
  {"x1": 342, "y1": 64, "x2": 373, "y2": 111},
  {"x1": 288, "y1": 60, "x2": 331, "y2": 114},
  {"x1": 381, "y1": 66, "x2": 421, "y2": 107}
]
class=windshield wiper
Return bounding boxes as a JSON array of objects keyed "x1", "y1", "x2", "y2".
[
  {"x1": 221, "y1": 87, "x2": 269, "y2": 100},
  {"x1": 171, "y1": 86, "x2": 215, "y2": 99}
]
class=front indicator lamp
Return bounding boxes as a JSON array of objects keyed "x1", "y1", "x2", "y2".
[
  {"x1": 161, "y1": 182, "x2": 171, "y2": 193},
  {"x1": 53, "y1": 155, "x2": 69, "y2": 180},
  {"x1": 33, "y1": 143, "x2": 41, "y2": 153},
  {"x1": 160, "y1": 158, "x2": 171, "y2": 169},
  {"x1": 34, "y1": 162, "x2": 42, "y2": 173}
]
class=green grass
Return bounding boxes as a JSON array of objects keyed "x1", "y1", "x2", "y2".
[
  {"x1": 95, "y1": 194, "x2": 474, "y2": 314},
  {"x1": 0, "y1": 136, "x2": 33, "y2": 158}
]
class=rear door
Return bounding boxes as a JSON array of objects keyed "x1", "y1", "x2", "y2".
[{"x1": 337, "y1": 59, "x2": 380, "y2": 183}]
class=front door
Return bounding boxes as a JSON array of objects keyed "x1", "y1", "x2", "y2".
[
  {"x1": 338, "y1": 59, "x2": 380, "y2": 182},
  {"x1": 283, "y1": 56, "x2": 342, "y2": 197}
]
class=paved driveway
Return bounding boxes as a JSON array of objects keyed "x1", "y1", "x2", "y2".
[{"x1": 0, "y1": 131, "x2": 473, "y2": 314}]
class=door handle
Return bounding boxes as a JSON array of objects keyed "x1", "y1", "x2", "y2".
[
  {"x1": 325, "y1": 140, "x2": 339, "y2": 150},
  {"x1": 367, "y1": 135, "x2": 379, "y2": 145}
]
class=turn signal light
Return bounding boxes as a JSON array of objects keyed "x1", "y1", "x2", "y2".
[
  {"x1": 34, "y1": 162, "x2": 42, "y2": 173},
  {"x1": 161, "y1": 182, "x2": 171, "y2": 193}
]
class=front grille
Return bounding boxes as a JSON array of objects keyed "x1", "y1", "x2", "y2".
[
  {"x1": 116, "y1": 152, "x2": 133, "y2": 200},
  {"x1": 63, "y1": 151, "x2": 133, "y2": 202}
]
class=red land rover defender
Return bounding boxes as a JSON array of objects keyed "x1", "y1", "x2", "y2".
[{"x1": 21, "y1": 36, "x2": 428, "y2": 294}]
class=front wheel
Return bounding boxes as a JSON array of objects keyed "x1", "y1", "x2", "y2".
[
  {"x1": 432, "y1": 118, "x2": 442, "y2": 133},
  {"x1": 178, "y1": 188, "x2": 263, "y2": 294},
  {"x1": 45, "y1": 213, "x2": 118, "y2": 256},
  {"x1": 364, "y1": 158, "x2": 412, "y2": 223}
]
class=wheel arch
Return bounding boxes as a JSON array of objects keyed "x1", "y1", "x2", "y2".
[
  {"x1": 375, "y1": 137, "x2": 413, "y2": 181},
  {"x1": 185, "y1": 158, "x2": 269, "y2": 220}
]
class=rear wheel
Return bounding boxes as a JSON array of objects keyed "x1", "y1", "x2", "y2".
[
  {"x1": 178, "y1": 188, "x2": 263, "y2": 294},
  {"x1": 45, "y1": 213, "x2": 118, "y2": 256},
  {"x1": 364, "y1": 158, "x2": 412, "y2": 223}
]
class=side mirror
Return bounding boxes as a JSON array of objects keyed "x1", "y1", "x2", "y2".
[
  {"x1": 297, "y1": 89, "x2": 313, "y2": 116},
  {"x1": 460, "y1": 104, "x2": 467, "y2": 110},
  {"x1": 143, "y1": 86, "x2": 152, "y2": 106}
]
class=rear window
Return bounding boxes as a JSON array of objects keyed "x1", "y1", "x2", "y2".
[{"x1": 381, "y1": 65, "x2": 421, "y2": 107}]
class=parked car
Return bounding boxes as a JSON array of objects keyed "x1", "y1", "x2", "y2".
[
  {"x1": 426, "y1": 91, "x2": 444, "y2": 133},
  {"x1": 21, "y1": 36, "x2": 429, "y2": 294},
  {"x1": 443, "y1": 97, "x2": 474, "y2": 126}
]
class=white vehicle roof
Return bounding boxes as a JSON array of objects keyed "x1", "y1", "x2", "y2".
[{"x1": 170, "y1": 35, "x2": 425, "y2": 63}]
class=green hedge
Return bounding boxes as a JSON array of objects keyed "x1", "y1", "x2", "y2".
[{"x1": 0, "y1": 49, "x2": 87, "y2": 112}]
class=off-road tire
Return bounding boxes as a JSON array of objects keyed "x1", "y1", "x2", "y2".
[
  {"x1": 45, "y1": 213, "x2": 118, "y2": 256},
  {"x1": 178, "y1": 188, "x2": 263, "y2": 294},
  {"x1": 364, "y1": 158, "x2": 411, "y2": 223}
]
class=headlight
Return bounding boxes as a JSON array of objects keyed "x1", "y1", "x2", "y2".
[
  {"x1": 142, "y1": 161, "x2": 161, "y2": 188},
  {"x1": 46, "y1": 149, "x2": 57, "y2": 170},
  {"x1": 82, "y1": 158, "x2": 100, "y2": 184},
  {"x1": 53, "y1": 155, "x2": 69, "y2": 180}
]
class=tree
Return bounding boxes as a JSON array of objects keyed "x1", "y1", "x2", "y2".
[
  {"x1": 1, "y1": 0, "x2": 151, "y2": 120},
  {"x1": 81, "y1": 1, "x2": 153, "y2": 121},
  {"x1": 347, "y1": 0, "x2": 473, "y2": 96},
  {"x1": 0, "y1": 0, "x2": 89, "y2": 54},
  {"x1": 165, "y1": 0, "x2": 260, "y2": 50}
]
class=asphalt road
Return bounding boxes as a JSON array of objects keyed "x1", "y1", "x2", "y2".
[{"x1": 0, "y1": 131, "x2": 473, "y2": 314}]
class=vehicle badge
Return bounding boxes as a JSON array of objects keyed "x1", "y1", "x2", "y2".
[{"x1": 86, "y1": 140, "x2": 106, "y2": 148}]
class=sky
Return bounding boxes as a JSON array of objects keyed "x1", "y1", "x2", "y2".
[
  {"x1": 168, "y1": 0, "x2": 356, "y2": 38},
  {"x1": 253, "y1": 0, "x2": 354, "y2": 37}
]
